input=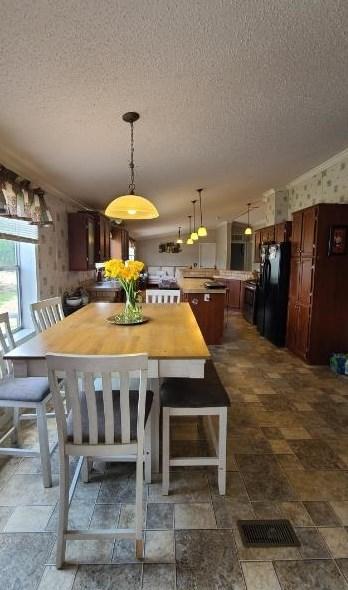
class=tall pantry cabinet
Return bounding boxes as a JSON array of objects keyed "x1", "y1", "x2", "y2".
[{"x1": 287, "y1": 204, "x2": 348, "y2": 364}]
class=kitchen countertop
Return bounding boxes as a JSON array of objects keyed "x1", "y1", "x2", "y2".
[
  {"x1": 87, "y1": 281, "x2": 121, "y2": 291},
  {"x1": 178, "y1": 277, "x2": 226, "y2": 294}
]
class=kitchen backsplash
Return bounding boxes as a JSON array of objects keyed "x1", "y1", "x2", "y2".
[{"x1": 38, "y1": 194, "x2": 94, "y2": 299}]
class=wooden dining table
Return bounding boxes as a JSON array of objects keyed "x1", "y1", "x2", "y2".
[{"x1": 5, "y1": 302, "x2": 210, "y2": 472}]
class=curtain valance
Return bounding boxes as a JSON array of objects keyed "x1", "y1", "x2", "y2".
[{"x1": 0, "y1": 164, "x2": 53, "y2": 226}]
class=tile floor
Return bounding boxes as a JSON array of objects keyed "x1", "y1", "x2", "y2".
[{"x1": 0, "y1": 313, "x2": 347, "y2": 589}]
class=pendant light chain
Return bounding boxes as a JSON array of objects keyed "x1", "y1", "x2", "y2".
[
  {"x1": 192, "y1": 200, "x2": 197, "y2": 232},
  {"x1": 128, "y1": 121, "x2": 136, "y2": 195},
  {"x1": 198, "y1": 189, "x2": 203, "y2": 226}
]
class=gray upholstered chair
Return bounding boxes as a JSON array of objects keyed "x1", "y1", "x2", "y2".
[{"x1": 0, "y1": 312, "x2": 55, "y2": 487}]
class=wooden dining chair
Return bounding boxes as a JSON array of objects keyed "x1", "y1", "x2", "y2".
[
  {"x1": 46, "y1": 352, "x2": 153, "y2": 568},
  {"x1": 0, "y1": 312, "x2": 54, "y2": 487},
  {"x1": 31, "y1": 296, "x2": 64, "y2": 333},
  {"x1": 145, "y1": 289, "x2": 181, "y2": 303}
]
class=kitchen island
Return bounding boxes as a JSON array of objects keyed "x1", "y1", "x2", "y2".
[{"x1": 178, "y1": 277, "x2": 226, "y2": 344}]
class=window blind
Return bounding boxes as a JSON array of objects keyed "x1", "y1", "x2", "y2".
[{"x1": 0, "y1": 217, "x2": 38, "y2": 243}]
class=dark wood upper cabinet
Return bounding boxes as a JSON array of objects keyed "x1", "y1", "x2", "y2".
[
  {"x1": 91, "y1": 213, "x2": 111, "y2": 262},
  {"x1": 301, "y1": 207, "x2": 317, "y2": 257},
  {"x1": 68, "y1": 212, "x2": 96, "y2": 271},
  {"x1": 254, "y1": 229, "x2": 262, "y2": 263},
  {"x1": 274, "y1": 221, "x2": 292, "y2": 243},
  {"x1": 68, "y1": 212, "x2": 111, "y2": 270},
  {"x1": 260, "y1": 225, "x2": 275, "y2": 243},
  {"x1": 291, "y1": 211, "x2": 303, "y2": 257}
]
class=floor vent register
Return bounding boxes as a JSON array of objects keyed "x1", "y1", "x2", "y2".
[{"x1": 237, "y1": 519, "x2": 301, "y2": 548}]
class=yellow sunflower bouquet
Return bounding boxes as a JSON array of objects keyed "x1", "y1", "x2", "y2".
[{"x1": 104, "y1": 259, "x2": 144, "y2": 323}]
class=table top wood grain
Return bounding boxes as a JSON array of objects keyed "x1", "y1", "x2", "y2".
[{"x1": 6, "y1": 303, "x2": 210, "y2": 361}]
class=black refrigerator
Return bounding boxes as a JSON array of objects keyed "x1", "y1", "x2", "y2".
[{"x1": 256, "y1": 242, "x2": 291, "y2": 346}]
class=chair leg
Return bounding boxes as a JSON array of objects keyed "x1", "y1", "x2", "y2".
[
  {"x1": 144, "y1": 413, "x2": 152, "y2": 484},
  {"x1": 12, "y1": 407, "x2": 21, "y2": 445},
  {"x1": 150, "y1": 379, "x2": 160, "y2": 473},
  {"x1": 36, "y1": 403, "x2": 52, "y2": 488},
  {"x1": 162, "y1": 407, "x2": 170, "y2": 495},
  {"x1": 57, "y1": 453, "x2": 69, "y2": 569},
  {"x1": 81, "y1": 458, "x2": 92, "y2": 483},
  {"x1": 218, "y1": 407, "x2": 227, "y2": 495},
  {"x1": 135, "y1": 452, "x2": 144, "y2": 559}
]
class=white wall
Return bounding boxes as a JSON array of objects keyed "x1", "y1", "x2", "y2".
[
  {"x1": 137, "y1": 231, "x2": 216, "y2": 268},
  {"x1": 38, "y1": 194, "x2": 95, "y2": 298},
  {"x1": 215, "y1": 222, "x2": 231, "y2": 269}
]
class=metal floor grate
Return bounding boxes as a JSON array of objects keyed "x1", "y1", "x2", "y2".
[{"x1": 237, "y1": 519, "x2": 301, "y2": 548}]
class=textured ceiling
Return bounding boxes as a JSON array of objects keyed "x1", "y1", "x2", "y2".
[{"x1": 0, "y1": 0, "x2": 348, "y2": 238}]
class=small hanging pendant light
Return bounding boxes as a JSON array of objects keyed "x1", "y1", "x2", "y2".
[
  {"x1": 176, "y1": 226, "x2": 183, "y2": 244},
  {"x1": 191, "y1": 200, "x2": 199, "y2": 241},
  {"x1": 105, "y1": 112, "x2": 159, "y2": 220},
  {"x1": 197, "y1": 188, "x2": 208, "y2": 237},
  {"x1": 186, "y1": 216, "x2": 194, "y2": 244},
  {"x1": 244, "y1": 202, "x2": 252, "y2": 235}
]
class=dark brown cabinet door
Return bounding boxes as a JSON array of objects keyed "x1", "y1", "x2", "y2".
[
  {"x1": 286, "y1": 300, "x2": 298, "y2": 351},
  {"x1": 301, "y1": 207, "x2": 317, "y2": 257},
  {"x1": 298, "y1": 258, "x2": 314, "y2": 306},
  {"x1": 226, "y1": 279, "x2": 241, "y2": 308},
  {"x1": 274, "y1": 223, "x2": 284, "y2": 243},
  {"x1": 275, "y1": 221, "x2": 292, "y2": 243},
  {"x1": 296, "y1": 304, "x2": 311, "y2": 358},
  {"x1": 68, "y1": 213, "x2": 95, "y2": 271},
  {"x1": 93, "y1": 214, "x2": 111, "y2": 262},
  {"x1": 254, "y1": 230, "x2": 261, "y2": 262},
  {"x1": 104, "y1": 218, "x2": 111, "y2": 259},
  {"x1": 291, "y1": 211, "x2": 303, "y2": 257},
  {"x1": 289, "y1": 258, "x2": 301, "y2": 301}
]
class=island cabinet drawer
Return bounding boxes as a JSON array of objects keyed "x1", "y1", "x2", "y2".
[{"x1": 182, "y1": 292, "x2": 225, "y2": 345}]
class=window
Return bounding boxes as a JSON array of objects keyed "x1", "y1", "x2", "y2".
[
  {"x1": 0, "y1": 240, "x2": 21, "y2": 330},
  {"x1": 0, "y1": 218, "x2": 38, "y2": 333}
]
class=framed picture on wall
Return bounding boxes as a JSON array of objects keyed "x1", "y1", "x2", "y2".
[{"x1": 328, "y1": 225, "x2": 347, "y2": 255}]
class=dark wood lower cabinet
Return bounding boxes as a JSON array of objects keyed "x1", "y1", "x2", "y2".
[{"x1": 182, "y1": 292, "x2": 225, "y2": 345}]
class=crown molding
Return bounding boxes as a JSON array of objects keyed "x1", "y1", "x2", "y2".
[{"x1": 286, "y1": 146, "x2": 348, "y2": 187}]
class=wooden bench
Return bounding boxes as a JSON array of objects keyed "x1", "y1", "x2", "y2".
[{"x1": 160, "y1": 360, "x2": 230, "y2": 495}]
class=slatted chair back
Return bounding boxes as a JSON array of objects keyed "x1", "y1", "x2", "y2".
[
  {"x1": 0, "y1": 312, "x2": 15, "y2": 379},
  {"x1": 145, "y1": 289, "x2": 181, "y2": 304},
  {"x1": 46, "y1": 353, "x2": 148, "y2": 449},
  {"x1": 31, "y1": 297, "x2": 64, "y2": 333}
]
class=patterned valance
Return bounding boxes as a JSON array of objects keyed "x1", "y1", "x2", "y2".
[{"x1": 0, "y1": 164, "x2": 53, "y2": 226}]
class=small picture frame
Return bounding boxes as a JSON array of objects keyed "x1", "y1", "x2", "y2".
[{"x1": 328, "y1": 225, "x2": 347, "y2": 256}]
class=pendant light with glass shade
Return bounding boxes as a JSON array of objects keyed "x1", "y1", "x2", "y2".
[
  {"x1": 186, "y1": 216, "x2": 194, "y2": 245},
  {"x1": 197, "y1": 188, "x2": 208, "y2": 237},
  {"x1": 105, "y1": 112, "x2": 159, "y2": 220},
  {"x1": 244, "y1": 202, "x2": 253, "y2": 235},
  {"x1": 176, "y1": 226, "x2": 183, "y2": 244},
  {"x1": 190, "y1": 200, "x2": 199, "y2": 241}
]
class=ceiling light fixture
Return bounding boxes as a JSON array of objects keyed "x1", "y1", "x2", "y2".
[
  {"x1": 197, "y1": 188, "x2": 208, "y2": 237},
  {"x1": 105, "y1": 112, "x2": 159, "y2": 220},
  {"x1": 176, "y1": 226, "x2": 183, "y2": 244},
  {"x1": 186, "y1": 216, "x2": 194, "y2": 245},
  {"x1": 244, "y1": 202, "x2": 252, "y2": 235},
  {"x1": 191, "y1": 200, "x2": 199, "y2": 241}
]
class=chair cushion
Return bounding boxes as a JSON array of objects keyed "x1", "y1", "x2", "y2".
[
  {"x1": 160, "y1": 360, "x2": 230, "y2": 408},
  {"x1": 67, "y1": 389, "x2": 153, "y2": 443},
  {"x1": 0, "y1": 377, "x2": 50, "y2": 403}
]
